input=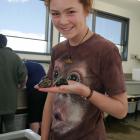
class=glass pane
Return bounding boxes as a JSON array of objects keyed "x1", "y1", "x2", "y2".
[
  {"x1": 86, "y1": 13, "x2": 93, "y2": 31},
  {"x1": 7, "y1": 36, "x2": 47, "y2": 53},
  {"x1": 60, "y1": 35, "x2": 66, "y2": 42},
  {"x1": 95, "y1": 16, "x2": 122, "y2": 45},
  {"x1": 0, "y1": 0, "x2": 47, "y2": 53}
]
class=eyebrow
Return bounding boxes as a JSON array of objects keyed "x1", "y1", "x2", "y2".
[{"x1": 50, "y1": 7, "x2": 75, "y2": 12}]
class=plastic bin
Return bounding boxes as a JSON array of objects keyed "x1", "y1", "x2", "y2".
[
  {"x1": 0, "y1": 129, "x2": 40, "y2": 140},
  {"x1": 128, "y1": 101, "x2": 136, "y2": 113},
  {"x1": 132, "y1": 68, "x2": 140, "y2": 81},
  {"x1": 14, "y1": 114, "x2": 28, "y2": 130}
]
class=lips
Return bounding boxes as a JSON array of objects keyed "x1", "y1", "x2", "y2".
[
  {"x1": 61, "y1": 28, "x2": 71, "y2": 31},
  {"x1": 51, "y1": 118, "x2": 69, "y2": 132},
  {"x1": 51, "y1": 120, "x2": 66, "y2": 129},
  {"x1": 51, "y1": 111, "x2": 66, "y2": 129},
  {"x1": 59, "y1": 26, "x2": 74, "y2": 33}
]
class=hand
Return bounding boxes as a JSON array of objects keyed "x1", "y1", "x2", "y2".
[{"x1": 35, "y1": 80, "x2": 90, "y2": 97}]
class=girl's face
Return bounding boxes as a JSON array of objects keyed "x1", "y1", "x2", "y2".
[{"x1": 50, "y1": 0, "x2": 88, "y2": 41}]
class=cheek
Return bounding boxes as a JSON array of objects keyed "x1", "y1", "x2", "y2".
[
  {"x1": 77, "y1": 14, "x2": 86, "y2": 25},
  {"x1": 67, "y1": 102, "x2": 84, "y2": 123},
  {"x1": 53, "y1": 95, "x2": 84, "y2": 123},
  {"x1": 51, "y1": 18, "x2": 59, "y2": 27},
  {"x1": 69, "y1": 16, "x2": 79, "y2": 25}
]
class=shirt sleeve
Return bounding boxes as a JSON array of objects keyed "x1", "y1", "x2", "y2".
[{"x1": 100, "y1": 45, "x2": 126, "y2": 96}]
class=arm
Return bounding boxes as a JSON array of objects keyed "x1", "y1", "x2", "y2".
[
  {"x1": 87, "y1": 90, "x2": 128, "y2": 119},
  {"x1": 63, "y1": 82, "x2": 128, "y2": 119},
  {"x1": 38, "y1": 81, "x2": 128, "y2": 119},
  {"x1": 66, "y1": 82, "x2": 128, "y2": 119},
  {"x1": 41, "y1": 93, "x2": 55, "y2": 140}
]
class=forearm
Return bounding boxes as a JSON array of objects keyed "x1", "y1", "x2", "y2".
[
  {"x1": 37, "y1": 82, "x2": 128, "y2": 119},
  {"x1": 88, "y1": 90, "x2": 128, "y2": 119},
  {"x1": 41, "y1": 93, "x2": 54, "y2": 140}
]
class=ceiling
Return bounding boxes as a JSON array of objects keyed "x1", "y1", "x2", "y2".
[{"x1": 98, "y1": 0, "x2": 140, "y2": 12}]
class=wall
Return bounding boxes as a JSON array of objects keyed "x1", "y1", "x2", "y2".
[
  {"x1": 19, "y1": 53, "x2": 50, "y2": 72},
  {"x1": 95, "y1": 0, "x2": 140, "y2": 73}
]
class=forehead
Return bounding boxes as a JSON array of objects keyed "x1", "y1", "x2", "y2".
[{"x1": 50, "y1": 0, "x2": 82, "y2": 11}]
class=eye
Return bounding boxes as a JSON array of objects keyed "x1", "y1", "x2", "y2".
[
  {"x1": 67, "y1": 72, "x2": 81, "y2": 82},
  {"x1": 51, "y1": 12, "x2": 60, "y2": 17},
  {"x1": 53, "y1": 70, "x2": 60, "y2": 80},
  {"x1": 67, "y1": 10, "x2": 76, "y2": 15},
  {"x1": 69, "y1": 10, "x2": 75, "y2": 14}
]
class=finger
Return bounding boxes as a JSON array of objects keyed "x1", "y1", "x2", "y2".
[
  {"x1": 59, "y1": 85, "x2": 75, "y2": 93},
  {"x1": 39, "y1": 86, "x2": 66, "y2": 94},
  {"x1": 67, "y1": 80, "x2": 77, "y2": 84},
  {"x1": 34, "y1": 84, "x2": 39, "y2": 89},
  {"x1": 39, "y1": 87, "x2": 57, "y2": 93}
]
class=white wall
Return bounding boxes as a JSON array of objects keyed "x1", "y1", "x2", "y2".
[
  {"x1": 18, "y1": 53, "x2": 51, "y2": 73},
  {"x1": 95, "y1": 0, "x2": 140, "y2": 73}
]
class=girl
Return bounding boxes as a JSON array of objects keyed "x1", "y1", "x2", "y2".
[{"x1": 36, "y1": 0, "x2": 128, "y2": 139}]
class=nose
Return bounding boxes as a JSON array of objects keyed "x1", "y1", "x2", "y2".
[
  {"x1": 59, "y1": 15, "x2": 69, "y2": 25},
  {"x1": 53, "y1": 112, "x2": 62, "y2": 121}
]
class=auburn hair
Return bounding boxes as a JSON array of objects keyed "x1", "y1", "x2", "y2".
[{"x1": 45, "y1": 0, "x2": 93, "y2": 13}]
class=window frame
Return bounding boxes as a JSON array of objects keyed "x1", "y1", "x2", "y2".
[{"x1": 94, "y1": 10, "x2": 129, "y2": 61}]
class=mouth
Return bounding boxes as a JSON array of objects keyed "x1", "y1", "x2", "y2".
[
  {"x1": 51, "y1": 111, "x2": 69, "y2": 132},
  {"x1": 60, "y1": 27, "x2": 74, "y2": 33},
  {"x1": 51, "y1": 112, "x2": 63, "y2": 126},
  {"x1": 51, "y1": 120, "x2": 66, "y2": 129},
  {"x1": 51, "y1": 119, "x2": 69, "y2": 133}
]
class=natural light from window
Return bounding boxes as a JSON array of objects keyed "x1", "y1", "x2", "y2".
[{"x1": 0, "y1": 0, "x2": 47, "y2": 53}]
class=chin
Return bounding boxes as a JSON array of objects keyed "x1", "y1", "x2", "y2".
[
  {"x1": 60, "y1": 31, "x2": 75, "y2": 39},
  {"x1": 51, "y1": 121, "x2": 73, "y2": 135}
]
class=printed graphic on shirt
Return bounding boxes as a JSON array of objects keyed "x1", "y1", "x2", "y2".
[{"x1": 51, "y1": 56, "x2": 94, "y2": 135}]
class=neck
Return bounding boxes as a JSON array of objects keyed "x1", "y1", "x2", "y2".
[{"x1": 69, "y1": 28, "x2": 89, "y2": 46}]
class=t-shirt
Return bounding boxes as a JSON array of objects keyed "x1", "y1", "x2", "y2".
[
  {"x1": 25, "y1": 61, "x2": 46, "y2": 93},
  {"x1": 48, "y1": 33, "x2": 126, "y2": 140}
]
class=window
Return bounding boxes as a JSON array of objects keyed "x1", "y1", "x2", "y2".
[
  {"x1": 86, "y1": 13, "x2": 94, "y2": 31},
  {"x1": 0, "y1": 0, "x2": 50, "y2": 54},
  {"x1": 59, "y1": 10, "x2": 129, "y2": 61},
  {"x1": 95, "y1": 11, "x2": 129, "y2": 61},
  {"x1": 59, "y1": 32, "x2": 66, "y2": 43}
]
